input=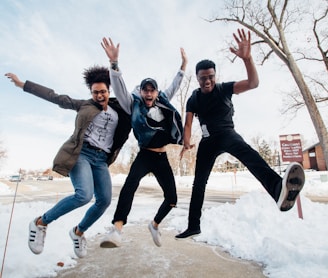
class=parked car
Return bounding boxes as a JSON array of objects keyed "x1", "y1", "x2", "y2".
[
  {"x1": 37, "y1": 175, "x2": 53, "y2": 181},
  {"x1": 37, "y1": 176, "x2": 49, "y2": 181},
  {"x1": 9, "y1": 175, "x2": 21, "y2": 182}
]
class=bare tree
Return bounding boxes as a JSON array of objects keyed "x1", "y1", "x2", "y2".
[
  {"x1": 175, "y1": 73, "x2": 193, "y2": 122},
  {"x1": 171, "y1": 72, "x2": 200, "y2": 176},
  {"x1": 210, "y1": 0, "x2": 328, "y2": 169}
]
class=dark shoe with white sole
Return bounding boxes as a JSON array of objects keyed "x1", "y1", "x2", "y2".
[{"x1": 277, "y1": 162, "x2": 305, "y2": 211}]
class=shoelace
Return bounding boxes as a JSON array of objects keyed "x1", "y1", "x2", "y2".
[
  {"x1": 151, "y1": 224, "x2": 161, "y2": 236},
  {"x1": 79, "y1": 236, "x2": 87, "y2": 250},
  {"x1": 35, "y1": 225, "x2": 47, "y2": 244},
  {"x1": 105, "y1": 226, "x2": 122, "y2": 235}
]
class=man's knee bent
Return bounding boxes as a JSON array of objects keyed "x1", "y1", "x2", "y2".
[{"x1": 166, "y1": 195, "x2": 177, "y2": 207}]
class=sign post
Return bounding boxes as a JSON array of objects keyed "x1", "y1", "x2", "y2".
[
  {"x1": 279, "y1": 134, "x2": 303, "y2": 163},
  {"x1": 279, "y1": 134, "x2": 304, "y2": 219}
]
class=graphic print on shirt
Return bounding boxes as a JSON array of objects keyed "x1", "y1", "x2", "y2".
[
  {"x1": 84, "y1": 109, "x2": 119, "y2": 154},
  {"x1": 85, "y1": 111, "x2": 114, "y2": 143},
  {"x1": 97, "y1": 112, "x2": 113, "y2": 142}
]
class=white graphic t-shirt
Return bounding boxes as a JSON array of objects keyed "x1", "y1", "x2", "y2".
[{"x1": 84, "y1": 106, "x2": 118, "y2": 153}]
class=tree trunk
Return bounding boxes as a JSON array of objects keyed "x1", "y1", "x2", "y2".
[
  {"x1": 211, "y1": 0, "x2": 328, "y2": 170},
  {"x1": 287, "y1": 59, "x2": 328, "y2": 170}
]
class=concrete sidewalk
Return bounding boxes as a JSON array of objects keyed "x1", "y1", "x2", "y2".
[{"x1": 58, "y1": 224, "x2": 265, "y2": 278}]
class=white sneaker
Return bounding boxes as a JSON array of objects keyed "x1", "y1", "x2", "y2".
[
  {"x1": 69, "y1": 227, "x2": 87, "y2": 258},
  {"x1": 148, "y1": 221, "x2": 161, "y2": 247},
  {"x1": 28, "y1": 217, "x2": 47, "y2": 254},
  {"x1": 100, "y1": 227, "x2": 122, "y2": 248},
  {"x1": 277, "y1": 162, "x2": 305, "y2": 211}
]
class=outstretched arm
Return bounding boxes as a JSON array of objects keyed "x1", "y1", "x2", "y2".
[
  {"x1": 180, "y1": 112, "x2": 195, "y2": 160},
  {"x1": 230, "y1": 29, "x2": 259, "y2": 94},
  {"x1": 5, "y1": 73, "x2": 25, "y2": 88},
  {"x1": 164, "y1": 47, "x2": 188, "y2": 100},
  {"x1": 101, "y1": 37, "x2": 133, "y2": 114},
  {"x1": 5, "y1": 73, "x2": 81, "y2": 110}
]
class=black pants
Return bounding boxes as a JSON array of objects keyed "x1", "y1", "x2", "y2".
[
  {"x1": 188, "y1": 129, "x2": 282, "y2": 230},
  {"x1": 112, "y1": 148, "x2": 177, "y2": 225}
]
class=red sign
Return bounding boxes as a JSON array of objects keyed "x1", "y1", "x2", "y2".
[{"x1": 279, "y1": 134, "x2": 303, "y2": 162}]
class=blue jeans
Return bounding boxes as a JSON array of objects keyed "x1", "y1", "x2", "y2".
[{"x1": 41, "y1": 144, "x2": 112, "y2": 232}]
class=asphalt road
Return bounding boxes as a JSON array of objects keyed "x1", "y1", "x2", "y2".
[
  {"x1": 1, "y1": 178, "x2": 326, "y2": 206},
  {"x1": 0, "y1": 178, "x2": 242, "y2": 206}
]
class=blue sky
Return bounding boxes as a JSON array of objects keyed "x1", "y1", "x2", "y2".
[{"x1": 0, "y1": 0, "x2": 324, "y2": 174}]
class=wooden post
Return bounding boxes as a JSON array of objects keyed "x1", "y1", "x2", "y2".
[{"x1": 296, "y1": 195, "x2": 303, "y2": 219}]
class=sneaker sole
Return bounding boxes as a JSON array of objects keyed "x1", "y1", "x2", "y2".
[
  {"x1": 175, "y1": 236, "x2": 194, "y2": 240},
  {"x1": 279, "y1": 163, "x2": 305, "y2": 211},
  {"x1": 175, "y1": 231, "x2": 201, "y2": 240}
]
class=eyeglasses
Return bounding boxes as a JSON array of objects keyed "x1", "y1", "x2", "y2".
[
  {"x1": 91, "y1": 89, "x2": 108, "y2": 95},
  {"x1": 198, "y1": 74, "x2": 215, "y2": 82}
]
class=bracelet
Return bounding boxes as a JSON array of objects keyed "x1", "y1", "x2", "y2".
[{"x1": 110, "y1": 61, "x2": 118, "y2": 71}]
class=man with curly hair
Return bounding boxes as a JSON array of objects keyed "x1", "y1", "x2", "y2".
[{"x1": 5, "y1": 67, "x2": 131, "y2": 258}]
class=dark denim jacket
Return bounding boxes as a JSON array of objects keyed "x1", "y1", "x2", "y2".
[{"x1": 131, "y1": 92, "x2": 183, "y2": 148}]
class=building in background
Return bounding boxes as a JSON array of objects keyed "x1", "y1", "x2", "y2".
[{"x1": 302, "y1": 142, "x2": 327, "y2": 171}]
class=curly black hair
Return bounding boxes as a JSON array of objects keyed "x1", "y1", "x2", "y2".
[{"x1": 83, "y1": 65, "x2": 110, "y2": 90}]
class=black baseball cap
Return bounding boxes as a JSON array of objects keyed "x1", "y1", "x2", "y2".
[{"x1": 140, "y1": 78, "x2": 158, "y2": 90}]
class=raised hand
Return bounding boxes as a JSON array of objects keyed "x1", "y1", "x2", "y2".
[
  {"x1": 229, "y1": 29, "x2": 251, "y2": 60},
  {"x1": 180, "y1": 47, "x2": 188, "y2": 71},
  {"x1": 101, "y1": 37, "x2": 120, "y2": 62}
]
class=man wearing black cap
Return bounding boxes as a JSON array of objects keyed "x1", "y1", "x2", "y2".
[{"x1": 99, "y1": 37, "x2": 187, "y2": 247}]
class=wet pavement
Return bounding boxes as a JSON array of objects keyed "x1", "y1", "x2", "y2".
[{"x1": 58, "y1": 224, "x2": 265, "y2": 278}]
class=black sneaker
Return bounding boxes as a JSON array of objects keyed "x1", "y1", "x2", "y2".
[
  {"x1": 175, "y1": 228, "x2": 201, "y2": 239},
  {"x1": 277, "y1": 162, "x2": 305, "y2": 211}
]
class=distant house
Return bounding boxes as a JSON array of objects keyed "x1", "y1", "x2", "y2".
[
  {"x1": 302, "y1": 142, "x2": 327, "y2": 171},
  {"x1": 40, "y1": 168, "x2": 64, "y2": 179}
]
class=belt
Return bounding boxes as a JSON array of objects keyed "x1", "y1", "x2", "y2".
[{"x1": 83, "y1": 142, "x2": 105, "y2": 152}]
